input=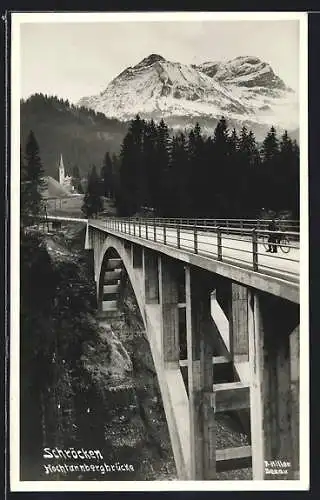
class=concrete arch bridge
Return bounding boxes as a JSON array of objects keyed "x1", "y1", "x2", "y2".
[{"x1": 81, "y1": 217, "x2": 300, "y2": 481}]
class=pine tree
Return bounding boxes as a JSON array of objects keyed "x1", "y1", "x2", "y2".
[
  {"x1": 188, "y1": 123, "x2": 204, "y2": 216},
  {"x1": 211, "y1": 117, "x2": 232, "y2": 216},
  {"x1": 71, "y1": 164, "x2": 83, "y2": 193},
  {"x1": 169, "y1": 132, "x2": 189, "y2": 216},
  {"x1": 21, "y1": 130, "x2": 45, "y2": 224},
  {"x1": 118, "y1": 115, "x2": 145, "y2": 215},
  {"x1": 261, "y1": 126, "x2": 279, "y2": 163},
  {"x1": 229, "y1": 128, "x2": 239, "y2": 154},
  {"x1": 142, "y1": 119, "x2": 158, "y2": 209},
  {"x1": 260, "y1": 126, "x2": 280, "y2": 212},
  {"x1": 155, "y1": 119, "x2": 170, "y2": 214},
  {"x1": 278, "y1": 131, "x2": 299, "y2": 216},
  {"x1": 100, "y1": 152, "x2": 113, "y2": 198},
  {"x1": 111, "y1": 153, "x2": 121, "y2": 207},
  {"x1": 237, "y1": 127, "x2": 261, "y2": 216},
  {"x1": 81, "y1": 165, "x2": 103, "y2": 217}
]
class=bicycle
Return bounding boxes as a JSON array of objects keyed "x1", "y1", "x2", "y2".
[
  {"x1": 278, "y1": 234, "x2": 290, "y2": 253},
  {"x1": 262, "y1": 232, "x2": 290, "y2": 253}
]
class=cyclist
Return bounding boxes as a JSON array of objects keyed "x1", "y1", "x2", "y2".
[{"x1": 266, "y1": 218, "x2": 278, "y2": 253}]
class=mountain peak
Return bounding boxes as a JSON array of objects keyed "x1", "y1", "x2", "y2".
[
  {"x1": 137, "y1": 54, "x2": 166, "y2": 66},
  {"x1": 78, "y1": 53, "x2": 298, "y2": 134}
]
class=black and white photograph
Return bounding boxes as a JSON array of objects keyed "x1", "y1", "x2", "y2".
[{"x1": 10, "y1": 11, "x2": 308, "y2": 491}]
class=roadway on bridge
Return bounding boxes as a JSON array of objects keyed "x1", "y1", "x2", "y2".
[{"x1": 97, "y1": 220, "x2": 299, "y2": 285}]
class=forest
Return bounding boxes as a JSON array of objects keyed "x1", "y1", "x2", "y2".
[
  {"x1": 84, "y1": 115, "x2": 299, "y2": 219},
  {"x1": 20, "y1": 93, "x2": 128, "y2": 178}
]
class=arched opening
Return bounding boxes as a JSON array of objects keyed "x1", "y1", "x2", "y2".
[{"x1": 98, "y1": 247, "x2": 123, "y2": 315}]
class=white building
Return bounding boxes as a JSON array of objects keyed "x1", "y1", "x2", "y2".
[{"x1": 58, "y1": 154, "x2": 74, "y2": 193}]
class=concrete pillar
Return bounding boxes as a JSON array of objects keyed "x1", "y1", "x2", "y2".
[
  {"x1": 84, "y1": 223, "x2": 92, "y2": 250},
  {"x1": 185, "y1": 265, "x2": 217, "y2": 480},
  {"x1": 123, "y1": 239, "x2": 131, "y2": 253},
  {"x1": 247, "y1": 290, "x2": 265, "y2": 479},
  {"x1": 230, "y1": 283, "x2": 249, "y2": 363},
  {"x1": 86, "y1": 249, "x2": 95, "y2": 281},
  {"x1": 158, "y1": 256, "x2": 179, "y2": 368},
  {"x1": 132, "y1": 244, "x2": 143, "y2": 268},
  {"x1": 248, "y1": 290, "x2": 299, "y2": 480},
  {"x1": 143, "y1": 249, "x2": 159, "y2": 304}
]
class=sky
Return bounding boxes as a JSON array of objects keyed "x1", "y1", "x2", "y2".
[{"x1": 19, "y1": 18, "x2": 301, "y2": 103}]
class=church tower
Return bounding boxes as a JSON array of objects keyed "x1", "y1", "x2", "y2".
[{"x1": 59, "y1": 154, "x2": 65, "y2": 185}]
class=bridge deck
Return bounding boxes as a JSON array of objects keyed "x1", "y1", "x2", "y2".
[{"x1": 89, "y1": 219, "x2": 299, "y2": 303}]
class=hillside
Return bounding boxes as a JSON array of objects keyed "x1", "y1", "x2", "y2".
[{"x1": 20, "y1": 94, "x2": 128, "y2": 179}]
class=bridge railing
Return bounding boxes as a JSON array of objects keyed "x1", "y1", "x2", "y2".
[
  {"x1": 103, "y1": 218, "x2": 299, "y2": 280},
  {"x1": 125, "y1": 217, "x2": 300, "y2": 234}
]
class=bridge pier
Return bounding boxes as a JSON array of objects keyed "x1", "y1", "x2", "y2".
[
  {"x1": 158, "y1": 256, "x2": 180, "y2": 369},
  {"x1": 229, "y1": 283, "x2": 251, "y2": 435},
  {"x1": 143, "y1": 249, "x2": 159, "y2": 304},
  {"x1": 248, "y1": 291, "x2": 300, "y2": 479},
  {"x1": 230, "y1": 284, "x2": 249, "y2": 366},
  {"x1": 185, "y1": 266, "x2": 216, "y2": 479},
  {"x1": 132, "y1": 243, "x2": 143, "y2": 268}
]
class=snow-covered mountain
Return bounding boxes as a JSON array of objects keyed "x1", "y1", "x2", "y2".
[{"x1": 78, "y1": 54, "x2": 298, "y2": 140}]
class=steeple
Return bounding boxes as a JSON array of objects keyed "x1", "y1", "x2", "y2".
[{"x1": 59, "y1": 154, "x2": 65, "y2": 184}]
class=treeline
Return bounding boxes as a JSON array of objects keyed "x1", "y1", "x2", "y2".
[
  {"x1": 20, "y1": 93, "x2": 128, "y2": 178},
  {"x1": 21, "y1": 93, "x2": 122, "y2": 126},
  {"x1": 115, "y1": 115, "x2": 299, "y2": 218}
]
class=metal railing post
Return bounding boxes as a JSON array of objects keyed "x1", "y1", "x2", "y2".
[
  {"x1": 194, "y1": 223, "x2": 198, "y2": 254},
  {"x1": 217, "y1": 227, "x2": 222, "y2": 261},
  {"x1": 146, "y1": 222, "x2": 148, "y2": 240},
  {"x1": 177, "y1": 223, "x2": 181, "y2": 249},
  {"x1": 139, "y1": 219, "x2": 141, "y2": 238},
  {"x1": 163, "y1": 223, "x2": 167, "y2": 245},
  {"x1": 154, "y1": 219, "x2": 156, "y2": 241},
  {"x1": 252, "y1": 229, "x2": 258, "y2": 271},
  {"x1": 133, "y1": 221, "x2": 136, "y2": 236}
]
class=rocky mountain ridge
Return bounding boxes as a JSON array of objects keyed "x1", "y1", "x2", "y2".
[{"x1": 78, "y1": 53, "x2": 298, "y2": 140}]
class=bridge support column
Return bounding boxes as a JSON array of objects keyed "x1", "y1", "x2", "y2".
[
  {"x1": 158, "y1": 256, "x2": 179, "y2": 368},
  {"x1": 132, "y1": 244, "x2": 143, "y2": 268},
  {"x1": 230, "y1": 283, "x2": 249, "y2": 364},
  {"x1": 185, "y1": 265, "x2": 217, "y2": 479},
  {"x1": 248, "y1": 291, "x2": 300, "y2": 480},
  {"x1": 229, "y1": 283, "x2": 250, "y2": 435},
  {"x1": 143, "y1": 249, "x2": 159, "y2": 304}
]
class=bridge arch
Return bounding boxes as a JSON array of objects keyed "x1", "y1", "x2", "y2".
[{"x1": 96, "y1": 235, "x2": 147, "y2": 328}]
